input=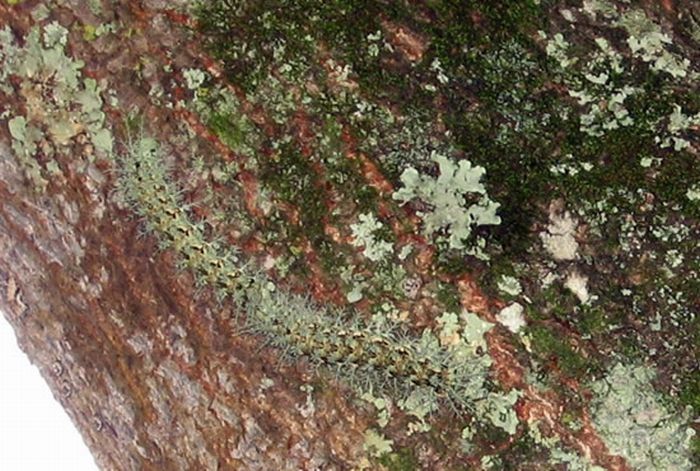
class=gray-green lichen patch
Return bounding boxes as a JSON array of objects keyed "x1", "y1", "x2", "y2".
[
  {"x1": 349, "y1": 212, "x2": 393, "y2": 263},
  {"x1": 0, "y1": 21, "x2": 113, "y2": 191},
  {"x1": 589, "y1": 363, "x2": 696, "y2": 470},
  {"x1": 543, "y1": 1, "x2": 698, "y2": 147},
  {"x1": 393, "y1": 152, "x2": 501, "y2": 256},
  {"x1": 527, "y1": 419, "x2": 604, "y2": 471}
]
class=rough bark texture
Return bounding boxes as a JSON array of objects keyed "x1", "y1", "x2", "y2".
[
  {"x1": 0, "y1": 2, "x2": 367, "y2": 470},
  {"x1": 1, "y1": 0, "x2": 698, "y2": 470}
]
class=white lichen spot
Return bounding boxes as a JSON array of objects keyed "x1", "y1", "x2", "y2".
[
  {"x1": 540, "y1": 271, "x2": 558, "y2": 288},
  {"x1": 298, "y1": 384, "x2": 315, "y2": 418},
  {"x1": 541, "y1": 208, "x2": 579, "y2": 261},
  {"x1": 259, "y1": 377, "x2": 274, "y2": 391},
  {"x1": 346, "y1": 283, "x2": 364, "y2": 304},
  {"x1": 564, "y1": 270, "x2": 590, "y2": 304},
  {"x1": 640, "y1": 156, "x2": 654, "y2": 168},
  {"x1": 183, "y1": 68, "x2": 207, "y2": 91},
  {"x1": 686, "y1": 184, "x2": 700, "y2": 201},
  {"x1": 560, "y1": 8, "x2": 576, "y2": 23},
  {"x1": 496, "y1": 303, "x2": 526, "y2": 333}
]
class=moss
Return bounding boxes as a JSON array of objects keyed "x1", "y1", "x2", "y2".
[
  {"x1": 498, "y1": 432, "x2": 544, "y2": 470},
  {"x1": 576, "y1": 305, "x2": 608, "y2": 336},
  {"x1": 208, "y1": 111, "x2": 253, "y2": 155},
  {"x1": 426, "y1": 0, "x2": 546, "y2": 61},
  {"x1": 260, "y1": 141, "x2": 343, "y2": 275},
  {"x1": 678, "y1": 371, "x2": 700, "y2": 415},
  {"x1": 377, "y1": 447, "x2": 419, "y2": 471},
  {"x1": 189, "y1": 2, "x2": 699, "y2": 463},
  {"x1": 436, "y1": 282, "x2": 461, "y2": 312},
  {"x1": 528, "y1": 325, "x2": 590, "y2": 378},
  {"x1": 316, "y1": 118, "x2": 381, "y2": 213},
  {"x1": 475, "y1": 420, "x2": 512, "y2": 453},
  {"x1": 196, "y1": 0, "x2": 407, "y2": 96}
]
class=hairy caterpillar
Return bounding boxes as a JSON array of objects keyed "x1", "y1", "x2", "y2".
[{"x1": 116, "y1": 134, "x2": 495, "y2": 416}]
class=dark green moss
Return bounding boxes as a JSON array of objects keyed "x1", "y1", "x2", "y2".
[
  {"x1": 678, "y1": 372, "x2": 700, "y2": 415},
  {"x1": 188, "y1": 0, "x2": 700, "y2": 465},
  {"x1": 576, "y1": 305, "x2": 608, "y2": 336},
  {"x1": 207, "y1": 110, "x2": 254, "y2": 154},
  {"x1": 377, "y1": 447, "x2": 419, "y2": 471},
  {"x1": 260, "y1": 141, "x2": 343, "y2": 273},
  {"x1": 436, "y1": 282, "x2": 462, "y2": 312},
  {"x1": 528, "y1": 325, "x2": 591, "y2": 378},
  {"x1": 498, "y1": 431, "x2": 546, "y2": 470}
]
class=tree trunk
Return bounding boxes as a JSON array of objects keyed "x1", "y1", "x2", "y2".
[
  {"x1": 0, "y1": 2, "x2": 367, "y2": 469},
  {"x1": 1, "y1": 1, "x2": 697, "y2": 470}
]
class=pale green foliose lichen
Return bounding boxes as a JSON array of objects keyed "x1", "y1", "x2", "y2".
[
  {"x1": 1, "y1": 22, "x2": 113, "y2": 190},
  {"x1": 363, "y1": 429, "x2": 393, "y2": 457},
  {"x1": 528, "y1": 419, "x2": 604, "y2": 471},
  {"x1": 398, "y1": 387, "x2": 437, "y2": 434},
  {"x1": 183, "y1": 67, "x2": 207, "y2": 91},
  {"x1": 350, "y1": 212, "x2": 393, "y2": 262},
  {"x1": 686, "y1": 184, "x2": 700, "y2": 202},
  {"x1": 655, "y1": 104, "x2": 700, "y2": 152},
  {"x1": 582, "y1": 0, "x2": 693, "y2": 81},
  {"x1": 589, "y1": 363, "x2": 696, "y2": 470},
  {"x1": 617, "y1": 9, "x2": 691, "y2": 78},
  {"x1": 475, "y1": 389, "x2": 521, "y2": 435},
  {"x1": 548, "y1": 1, "x2": 697, "y2": 146},
  {"x1": 497, "y1": 275, "x2": 523, "y2": 296},
  {"x1": 360, "y1": 392, "x2": 391, "y2": 428},
  {"x1": 393, "y1": 152, "x2": 501, "y2": 251}
]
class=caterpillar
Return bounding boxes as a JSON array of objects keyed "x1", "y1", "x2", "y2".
[{"x1": 116, "y1": 132, "x2": 498, "y2": 418}]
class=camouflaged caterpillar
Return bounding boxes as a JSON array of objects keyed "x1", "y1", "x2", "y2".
[{"x1": 117, "y1": 134, "x2": 493, "y2": 413}]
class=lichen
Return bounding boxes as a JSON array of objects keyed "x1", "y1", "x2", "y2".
[
  {"x1": 616, "y1": 9, "x2": 691, "y2": 78},
  {"x1": 1, "y1": 22, "x2": 113, "y2": 190},
  {"x1": 393, "y1": 152, "x2": 501, "y2": 252},
  {"x1": 496, "y1": 303, "x2": 526, "y2": 334},
  {"x1": 589, "y1": 363, "x2": 696, "y2": 470},
  {"x1": 350, "y1": 212, "x2": 394, "y2": 262},
  {"x1": 540, "y1": 209, "x2": 579, "y2": 261},
  {"x1": 363, "y1": 429, "x2": 393, "y2": 458},
  {"x1": 497, "y1": 275, "x2": 522, "y2": 297}
]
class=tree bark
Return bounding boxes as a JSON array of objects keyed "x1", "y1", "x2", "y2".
[
  {"x1": 0, "y1": 1, "x2": 367, "y2": 469},
  {"x1": 1, "y1": 1, "x2": 698, "y2": 470}
]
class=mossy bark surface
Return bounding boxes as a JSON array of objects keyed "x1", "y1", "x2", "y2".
[{"x1": 1, "y1": 1, "x2": 698, "y2": 470}]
